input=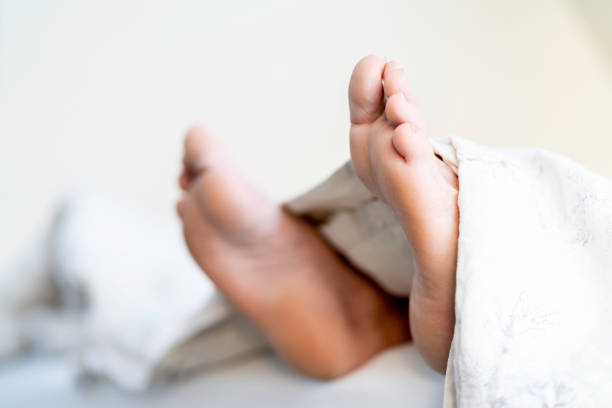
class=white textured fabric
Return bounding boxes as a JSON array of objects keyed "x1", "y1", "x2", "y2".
[
  {"x1": 443, "y1": 138, "x2": 612, "y2": 407},
  {"x1": 0, "y1": 193, "x2": 265, "y2": 390}
]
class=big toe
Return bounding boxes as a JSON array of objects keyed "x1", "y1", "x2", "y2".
[
  {"x1": 181, "y1": 126, "x2": 228, "y2": 188},
  {"x1": 382, "y1": 61, "x2": 412, "y2": 100},
  {"x1": 179, "y1": 126, "x2": 278, "y2": 240},
  {"x1": 348, "y1": 55, "x2": 386, "y2": 125}
]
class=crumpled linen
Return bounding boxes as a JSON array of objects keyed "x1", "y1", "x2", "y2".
[
  {"x1": 0, "y1": 193, "x2": 266, "y2": 390},
  {"x1": 441, "y1": 137, "x2": 612, "y2": 407}
]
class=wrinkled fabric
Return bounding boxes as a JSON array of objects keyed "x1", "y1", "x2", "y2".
[
  {"x1": 0, "y1": 193, "x2": 265, "y2": 390},
  {"x1": 442, "y1": 138, "x2": 612, "y2": 407}
]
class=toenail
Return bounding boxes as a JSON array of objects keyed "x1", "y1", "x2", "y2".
[{"x1": 386, "y1": 61, "x2": 404, "y2": 72}]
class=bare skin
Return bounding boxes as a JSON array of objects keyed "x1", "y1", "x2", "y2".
[
  {"x1": 177, "y1": 127, "x2": 411, "y2": 379},
  {"x1": 176, "y1": 55, "x2": 459, "y2": 377},
  {"x1": 348, "y1": 56, "x2": 458, "y2": 372}
]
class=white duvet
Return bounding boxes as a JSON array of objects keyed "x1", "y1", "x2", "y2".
[{"x1": 441, "y1": 138, "x2": 612, "y2": 407}]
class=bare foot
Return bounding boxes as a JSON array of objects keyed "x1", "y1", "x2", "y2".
[
  {"x1": 348, "y1": 56, "x2": 459, "y2": 372},
  {"x1": 177, "y1": 126, "x2": 410, "y2": 379}
]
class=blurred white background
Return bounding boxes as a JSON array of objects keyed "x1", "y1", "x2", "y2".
[
  {"x1": 2, "y1": 0, "x2": 612, "y2": 266},
  {"x1": 1, "y1": 0, "x2": 612, "y2": 405}
]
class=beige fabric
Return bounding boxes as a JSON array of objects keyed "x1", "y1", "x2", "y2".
[
  {"x1": 288, "y1": 163, "x2": 415, "y2": 296},
  {"x1": 288, "y1": 139, "x2": 458, "y2": 297}
]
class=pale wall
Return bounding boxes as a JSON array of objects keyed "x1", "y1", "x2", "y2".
[{"x1": 1, "y1": 0, "x2": 612, "y2": 263}]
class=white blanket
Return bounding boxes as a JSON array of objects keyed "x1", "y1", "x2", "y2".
[
  {"x1": 0, "y1": 193, "x2": 266, "y2": 390},
  {"x1": 2, "y1": 137, "x2": 611, "y2": 406},
  {"x1": 441, "y1": 138, "x2": 612, "y2": 407}
]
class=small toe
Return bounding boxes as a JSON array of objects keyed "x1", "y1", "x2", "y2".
[
  {"x1": 183, "y1": 125, "x2": 225, "y2": 175},
  {"x1": 382, "y1": 61, "x2": 411, "y2": 100},
  {"x1": 385, "y1": 95, "x2": 426, "y2": 130},
  {"x1": 349, "y1": 55, "x2": 386, "y2": 125},
  {"x1": 391, "y1": 123, "x2": 432, "y2": 162},
  {"x1": 385, "y1": 93, "x2": 410, "y2": 125}
]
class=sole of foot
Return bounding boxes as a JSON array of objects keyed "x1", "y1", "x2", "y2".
[
  {"x1": 348, "y1": 55, "x2": 459, "y2": 372},
  {"x1": 177, "y1": 126, "x2": 411, "y2": 379}
]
